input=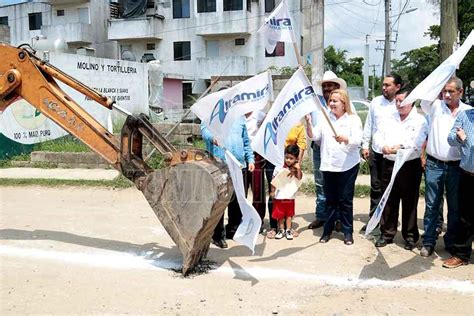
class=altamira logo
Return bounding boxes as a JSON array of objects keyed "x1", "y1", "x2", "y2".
[
  {"x1": 266, "y1": 17, "x2": 292, "y2": 30},
  {"x1": 209, "y1": 85, "x2": 270, "y2": 125},
  {"x1": 263, "y1": 85, "x2": 315, "y2": 153}
]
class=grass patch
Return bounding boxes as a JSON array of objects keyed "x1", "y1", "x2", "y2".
[
  {"x1": 0, "y1": 175, "x2": 134, "y2": 188},
  {"x1": 33, "y1": 136, "x2": 90, "y2": 153}
]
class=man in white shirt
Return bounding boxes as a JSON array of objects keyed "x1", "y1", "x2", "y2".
[
  {"x1": 420, "y1": 76, "x2": 470, "y2": 257},
  {"x1": 361, "y1": 73, "x2": 402, "y2": 231},
  {"x1": 373, "y1": 89, "x2": 428, "y2": 250}
]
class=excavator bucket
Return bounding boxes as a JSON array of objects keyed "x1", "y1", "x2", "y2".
[{"x1": 140, "y1": 159, "x2": 233, "y2": 275}]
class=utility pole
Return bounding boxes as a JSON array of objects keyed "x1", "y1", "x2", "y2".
[
  {"x1": 383, "y1": 0, "x2": 391, "y2": 75},
  {"x1": 310, "y1": 0, "x2": 324, "y2": 88},
  {"x1": 364, "y1": 35, "x2": 369, "y2": 99},
  {"x1": 440, "y1": 0, "x2": 458, "y2": 62},
  {"x1": 369, "y1": 64, "x2": 379, "y2": 100}
]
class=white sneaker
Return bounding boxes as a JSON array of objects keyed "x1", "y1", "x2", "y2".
[
  {"x1": 286, "y1": 229, "x2": 293, "y2": 240},
  {"x1": 275, "y1": 229, "x2": 285, "y2": 239}
]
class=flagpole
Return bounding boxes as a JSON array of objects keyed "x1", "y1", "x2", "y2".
[{"x1": 292, "y1": 42, "x2": 304, "y2": 67}]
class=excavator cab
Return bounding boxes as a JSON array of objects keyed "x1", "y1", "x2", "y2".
[{"x1": 0, "y1": 44, "x2": 233, "y2": 274}]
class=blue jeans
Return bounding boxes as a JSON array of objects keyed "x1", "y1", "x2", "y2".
[
  {"x1": 312, "y1": 143, "x2": 327, "y2": 221},
  {"x1": 423, "y1": 157, "x2": 460, "y2": 248},
  {"x1": 322, "y1": 163, "x2": 359, "y2": 236}
]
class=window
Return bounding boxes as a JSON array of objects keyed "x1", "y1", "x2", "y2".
[
  {"x1": 224, "y1": 0, "x2": 243, "y2": 11},
  {"x1": 247, "y1": 0, "x2": 251, "y2": 12},
  {"x1": 206, "y1": 40, "x2": 219, "y2": 57},
  {"x1": 78, "y1": 7, "x2": 89, "y2": 23},
  {"x1": 174, "y1": 41, "x2": 191, "y2": 61},
  {"x1": 146, "y1": 43, "x2": 156, "y2": 50},
  {"x1": 0, "y1": 16, "x2": 8, "y2": 26},
  {"x1": 173, "y1": 0, "x2": 190, "y2": 18},
  {"x1": 197, "y1": 0, "x2": 216, "y2": 13},
  {"x1": 28, "y1": 13, "x2": 42, "y2": 30},
  {"x1": 265, "y1": 0, "x2": 275, "y2": 13},
  {"x1": 57, "y1": 10, "x2": 65, "y2": 17},
  {"x1": 147, "y1": 0, "x2": 155, "y2": 9},
  {"x1": 265, "y1": 42, "x2": 285, "y2": 57},
  {"x1": 235, "y1": 38, "x2": 245, "y2": 46}
]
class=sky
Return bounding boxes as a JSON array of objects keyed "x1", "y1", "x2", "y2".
[{"x1": 325, "y1": 0, "x2": 440, "y2": 75}]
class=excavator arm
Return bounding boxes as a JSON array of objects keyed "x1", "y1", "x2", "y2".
[{"x1": 0, "y1": 44, "x2": 232, "y2": 274}]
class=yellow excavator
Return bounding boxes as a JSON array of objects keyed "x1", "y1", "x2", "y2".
[{"x1": 0, "y1": 43, "x2": 233, "y2": 275}]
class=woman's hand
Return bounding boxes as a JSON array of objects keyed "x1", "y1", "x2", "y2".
[{"x1": 334, "y1": 135, "x2": 349, "y2": 144}]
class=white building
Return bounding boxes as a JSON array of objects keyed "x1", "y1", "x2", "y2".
[
  {"x1": 0, "y1": 0, "x2": 115, "y2": 58},
  {"x1": 1, "y1": 0, "x2": 309, "y2": 110}
]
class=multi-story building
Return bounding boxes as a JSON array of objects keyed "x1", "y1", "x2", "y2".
[
  {"x1": 1, "y1": 0, "x2": 309, "y2": 110},
  {"x1": 108, "y1": 0, "x2": 307, "y2": 108},
  {"x1": 0, "y1": 0, "x2": 115, "y2": 58}
]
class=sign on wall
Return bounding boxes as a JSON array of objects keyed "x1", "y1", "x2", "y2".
[{"x1": 0, "y1": 52, "x2": 148, "y2": 145}]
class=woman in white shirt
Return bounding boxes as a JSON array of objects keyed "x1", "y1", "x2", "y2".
[{"x1": 307, "y1": 89, "x2": 362, "y2": 245}]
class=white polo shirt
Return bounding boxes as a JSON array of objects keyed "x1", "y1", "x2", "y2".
[
  {"x1": 362, "y1": 95, "x2": 397, "y2": 153},
  {"x1": 311, "y1": 112, "x2": 362, "y2": 172},
  {"x1": 373, "y1": 106, "x2": 428, "y2": 161},
  {"x1": 421, "y1": 99, "x2": 470, "y2": 161}
]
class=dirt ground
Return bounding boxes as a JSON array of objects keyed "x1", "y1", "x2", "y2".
[{"x1": 1, "y1": 186, "x2": 473, "y2": 315}]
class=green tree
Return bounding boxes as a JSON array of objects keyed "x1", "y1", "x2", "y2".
[{"x1": 391, "y1": 45, "x2": 440, "y2": 89}]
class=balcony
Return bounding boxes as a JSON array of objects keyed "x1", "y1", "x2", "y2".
[
  {"x1": 196, "y1": 56, "x2": 253, "y2": 78},
  {"x1": 195, "y1": 11, "x2": 249, "y2": 36},
  {"x1": 108, "y1": 16, "x2": 164, "y2": 41},
  {"x1": 42, "y1": 23, "x2": 93, "y2": 45}
]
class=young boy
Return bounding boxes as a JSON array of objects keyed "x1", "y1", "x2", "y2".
[{"x1": 270, "y1": 144, "x2": 303, "y2": 240}]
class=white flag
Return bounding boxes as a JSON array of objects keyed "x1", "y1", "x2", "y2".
[
  {"x1": 252, "y1": 68, "x2": 320, "y2": 167},
  {"x1": 401, "y1": 30, "x2": 474, "y2": 106},
  {"x1": 225, "y1": 151, "x2": 262, "y2": 254},
  {"x1": 191, "y1": 72, "x2": 272, "y2": 145},
  {"x1": 258, "y1": 0, "x2": 296, "y2": 53},
  {"x1": 365, "y1": 148, "x2": 415, "y2": 237}
]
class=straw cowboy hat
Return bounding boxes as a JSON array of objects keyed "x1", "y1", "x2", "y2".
[{"x1": 317, "y1": 70, "x2": 347, "y2": 90}]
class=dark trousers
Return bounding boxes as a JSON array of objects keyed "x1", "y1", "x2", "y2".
[
  {"x1": 369, "y1": 150, "x2": 384, "y2": 217},
  {"x1": 265, "y1": 161, "x2": 277, "y2": 229},
  {"x1": 244, "y1": 153, "x2": 266, "y2": 222},
  {"x1": 380, "y1": 158, "x2": 422, "y2": 242},
  {"x1": 213, "y1": 170, "x2": 245, "y2": 241},
  {"x1": 322, "y1": 163, "x2": 359, "y2": 236},
  {"x1": 453, "y1": 170, "x2": 474, "y2": 261}
]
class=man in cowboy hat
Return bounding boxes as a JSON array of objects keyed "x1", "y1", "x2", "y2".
[{"x1": 307, "y1": 70, "x2": 348, "y2": 230}]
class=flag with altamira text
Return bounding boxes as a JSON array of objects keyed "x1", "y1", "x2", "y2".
[
  {"x1": 258, "y1": 0, "x2": 296, "y2": 54},
  {"x1": 401, "y1": 30, "x2": 473, "y2": 106},
  {"x1": 225, "y1": 151, "x2": 262, "y2": 254},
  {"x1": 252, "y1": 67, "x2": 320, "y2": 168},
  {"x1": 190, "y1": 72, "x2": 272, "y2": 145}
]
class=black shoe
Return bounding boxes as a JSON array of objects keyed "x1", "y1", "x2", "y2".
[
  {"x1": 344, "y1": 234, "x2": 354, "y2": 245},
  {"x1": 319, "y1": 234, "x2": 330, "y2": 243},
  {"x1": 375, "y1": 237, "x2": 392, "y2": 247},
  {"x1": 335, "y1": 220, "x2": 342, "y2": 233},
  {"x1": 308, "y1": 219, "x2": 325, "y2": 229},
  {"x1": 404, "y1": 239, "x2": 417, "y2": 250},
  {"x1": 212, "y1": 239, "x2": 228, "y2": 249},
  {"x1": 360, "y1": 224, "x2": 367, "y2": 233},
  {"x1": 420, "y1": 245, "x2": 434, "y2": 257}
]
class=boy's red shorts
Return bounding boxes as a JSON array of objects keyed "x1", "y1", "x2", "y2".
[{"x1": 272, "y1": 199, "x2": 295, "y2": 220}]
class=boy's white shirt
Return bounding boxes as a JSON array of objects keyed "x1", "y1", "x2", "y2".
[{"x1": 271, "y1": 166, "x2": 302, "y2": 199}]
